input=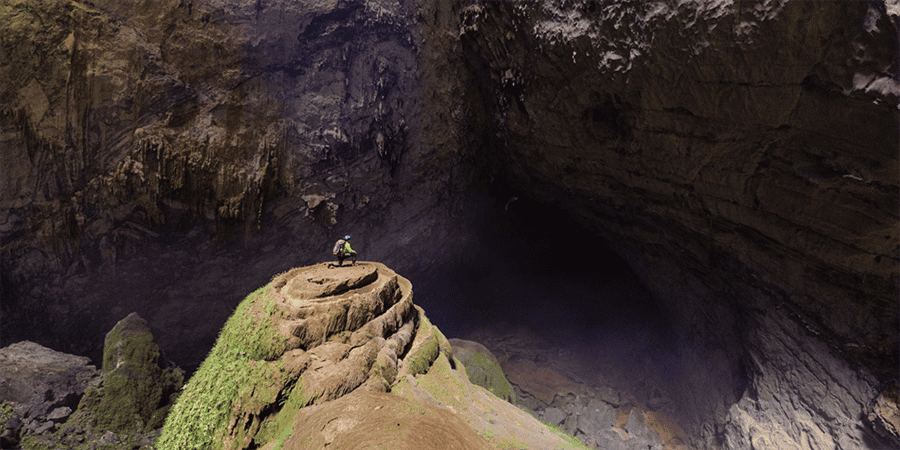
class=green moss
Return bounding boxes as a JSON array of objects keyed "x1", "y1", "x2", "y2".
[
  {"x1": 453, "y1": 348, "x2": 516, "y2": 403},
  {"x1": 0, "y1": 402, "x2": 13, "y2": 429},
  {"x1": 211, "y1": 287, "x2": 287, "y2": 362},
  {"x1": 253, "y1": 378, "x2": 315, "y2": 449},
  {"x1": 496, "y1": 437, "x2": 529, "y2": 449},
  {"x1": 266, "y1": 422, "x2": 296, "y2": 450},
  {"x1": 156, "y1": 286, "x2": 291, "y2": 450},
  {"x1": 69, "y1": 313, "x2": 185, "y2": 435},
  {"x1": 403, "y1": 314, "x2": 443, "y2": 375}
]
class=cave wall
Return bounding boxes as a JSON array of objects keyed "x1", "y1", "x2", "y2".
[
  {"x1": 0, "y1": 0, "x2": 477, "y2": 369},
  {"x1": 1, "y1": 1, "x2": 898, "y2": 449},
  {"x1": 454, "y1": 1, "x2": 899, "y2": 448}
]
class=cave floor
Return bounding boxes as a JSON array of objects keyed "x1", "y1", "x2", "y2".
[{"x1": 462, "y1": 323, "x2": 691, "y2": 450}]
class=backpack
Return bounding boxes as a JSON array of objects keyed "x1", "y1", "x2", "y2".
[{"x1": 332, "y1": 239, "x2": 346, "y2": 256}]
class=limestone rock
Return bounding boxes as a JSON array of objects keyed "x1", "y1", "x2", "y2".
[
  {"x1": 503, "y1": 356, "x2": 579, "y2": 407},
  {"x1": 73, "y1": 312, "x2": 184, "y2": 433},
  {"x1": 458, "y1": 2, "x2": 898, "y2": 449},
  {"x1": 0, "y1": 341, "x2": 99, "y2": 447},
  {"x1": 0, "y1": 341, "x2": 98, "y2": 421},
  {"x1": 1, "y1": 1, "x2": 896, "y2": 449},
  {"x1": 19, "y1": 313, "x2": 185, "y2": 450},
  {"x1": 867, "y1": 383, "x2": 900, "y2": 448},
  {"x1": 261, "y1": 389, "x2": 493, "y2": 450},
  {"x1": 448, "y1": 338, "x2": 516, "y2": 403},
  {"x1": 157, "y1": 262, "x2": 582, "y2": 450},
  {"x1": 0, "y1": 0, "x2": 474, "y2": 374},
  {"x1": 471, "y1": 326, "x2": 689, "y2": 450}
]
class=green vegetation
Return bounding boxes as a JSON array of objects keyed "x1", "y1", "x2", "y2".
[
  {"x1": 495, "y1": 437, "x2": 529, "y2": 450},
  {"x1": 253, "y1": 376, "x2": 318, "y2": 449},
  {"x1": 156, "y1": 286, "x2": 290, "y2": 450},
  {"x1": 16, "y1": 311, "x2": 185, "y2": 450},
  {"x1": 0, "y1": 402, "x2": 13, "y2": 429},
  {"x1": 403, "y1": 314, "x2": 442, "y2": 376},
  {"x1": 452, "y1": 345, "x2": 516, "y2": 403},
  {"x1": 76, "y1": 315, "x2": 185, "y2": 433}
]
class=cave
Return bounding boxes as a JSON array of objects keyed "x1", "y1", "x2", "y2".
[
  {"x1": 419, "y1": 195, "x2": 667, "y2": 343},
  {"x1": 1, "y1": 1, "x2": 897, "y2": 449}
]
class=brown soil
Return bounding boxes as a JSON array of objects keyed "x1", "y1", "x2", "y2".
[{"x1": 267, "y1": 389, "x2": 494, "y2": 450}]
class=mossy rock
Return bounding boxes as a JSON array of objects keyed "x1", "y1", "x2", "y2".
[
  {"x1": 15, "y1": 313, "x2": 181, "y2": 450},
  {"x1": 448, "y1": 339, "x2": 516, "y2": 403},
  {"x1": 401, "y1": 309, "x2": 443, "y2": 377},
  {"x1": 156, "y1": 286, "x2": 291, "y2": 450},
  {"x1": 0, "y1": 402, "x2": 15, "y2": 446},
  {"x1": 75, "y1": 312, "x2": 184, "y2": 434}
]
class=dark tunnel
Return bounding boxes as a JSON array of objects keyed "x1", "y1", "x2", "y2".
[{"x1": 414, "y1": 195, "x2": 675, "y2": 350}]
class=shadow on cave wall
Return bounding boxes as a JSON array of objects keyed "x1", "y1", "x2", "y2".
[
  {"x1": 2, "y1": 186, "x2": 684, "y2": 394},
  {"x1": 414, "y1": 194, "x2": 676, "y2": 356},
  {"x1": 413, "y1": 193, "x2": 750, "y2": 444}
]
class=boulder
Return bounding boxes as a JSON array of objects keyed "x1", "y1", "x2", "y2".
[
  {"x1": 0, "y1": 341, "x2": 99, "y2": 446},
  {"x1": 448, "y1": 338, "x2": 516, "y2": 403},
  {"x1": 17, "y1": 313, "x2": 183, "y2": 449},
  {"x1": 72, "y1": 312, "x2": 184, "y2": 433}
]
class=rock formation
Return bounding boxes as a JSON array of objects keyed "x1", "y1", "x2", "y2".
[
  {"x1": 157, "y1": 262, "x2": 582, "y2": 449},
  {"x1": 1, "y1": 1, "x2": 897, "y2": 449},
  {"x1": 64, "y1": 313, "x2": 183, "y2": 436},
  {"x1": 449, "y1": 338, "x2": 516, "y2": 404},
  {"x1": 465, "y1": 324, "x2": 692, "y2": 450},
  {"x1": 3, "y1": 313, "x2": 183, "y2": 450},
  {"x1": 0, "y1": 0, "x2": 476, "y2": 371},
  {"x1": 455, "y1": 2, "x2": 898, "y2": 449},
  {"x1": 0, "y1": 341, "x2": 99, "y2": 448}
]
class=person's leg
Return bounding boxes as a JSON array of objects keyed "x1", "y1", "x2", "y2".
[{"x1": 337, "y1": 255, "x2": 344, "y2": 267}]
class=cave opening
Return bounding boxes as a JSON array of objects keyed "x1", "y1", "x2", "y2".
[
  {"x1": 409, "y1": 189, "x2": 696, "y2": 427},
  {"x1": 416, "y1": 194, "x2": 674, "y2": 350},
  {"x1": 408, "y1": 188, "x2": 761, "y2": 447}
]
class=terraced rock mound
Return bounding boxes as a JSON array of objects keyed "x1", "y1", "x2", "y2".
[{"x1": 157, "y1": 262, "x2": 584, "y2": 450}]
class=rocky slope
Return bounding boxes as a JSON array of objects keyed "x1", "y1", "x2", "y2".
[
  {"x1": 157, "y1": 262, "x2": 584, "y2": 449},
  {"x1": 1, "y1": 1, "x2": 898, "y2": 449}
]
